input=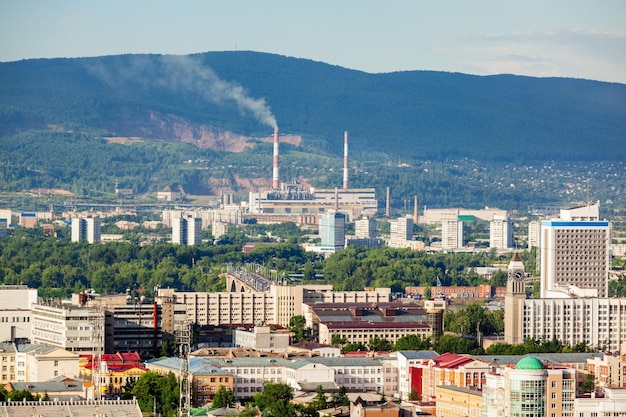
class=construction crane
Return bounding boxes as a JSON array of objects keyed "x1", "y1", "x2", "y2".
[
  {"x1": 89, "y1": 305, "x2": 104, "y2": 400},
  {"x1": 176, "y1": 321, "x2": 192, "y2": 417}
]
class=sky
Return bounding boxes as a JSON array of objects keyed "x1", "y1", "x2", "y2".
[{"x1": 1, "y1": 0, "x2": 625, "y2": 84}]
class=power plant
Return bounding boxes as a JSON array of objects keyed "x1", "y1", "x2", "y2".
[{"x1": 248, "y1": 130, "x2": 378, "y2": 223}]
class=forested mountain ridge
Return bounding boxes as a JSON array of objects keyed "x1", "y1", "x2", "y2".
[{"x1": 1, "y1": 51, "x2": 625, "y2": 162}]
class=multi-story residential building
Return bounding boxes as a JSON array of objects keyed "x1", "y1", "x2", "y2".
[
  {"x1": 522, "y1": 297, "x2": 626, "y2": 355},
  {"x1": 489, "y1": 215, "x2": 514, "y2": 251},
  {"x1": 540, "y1": 202, "x2": 610, "y2": 298},
  {"x1": 481, "y1": 356, "x2": 576, "y2": 417},
  {"x1": 172, "y1": 215, "x2": 202, "y2": 245},
  {"x1": 355, "y1": 217, "x2": 377, "y2": 239},
  {"x1": 416, "y1": 353, "x2": 491, "y2": 403},
  {"x1": 441, "y1": 219, "x2": 464, "y2": 251},
  {"x1": 232, "y1": 325, "x2": 291, "y2": 353},
  {"x1": 435, "y1": 385, "x2": 483, "y2": 417},
  {"x1": 71, "y1": 216, "x2": 101, "y2": 243},
  {"x1": 395, "y1": 350, "x2": 439, "y2": 401},
  {"x1": 574, "y1": 388, "x2": 626, "y2": 416},
  {"x1": 319, "y1": 212, "x2": 346, "y2": 250},
  {"x1": 32, "y1": 293, "x2": 183, "y2": 359},
  {"x1": 0, "y1": 218, "x2": 7, "y2": 238},
  {"x1": 15, "y1": 343, "x2": 80, "y2": 382},
  {"x1": 31, "y1": 303, "x2": 100, "y2": 354},
  {"x1": 389, "y1": 216, "x2": 412, "y2": 247},
  {"x1": 0, "y1": 285, "x2": 37, "y2": 342},
  {"x1": 303, "y1": 301, "x2": 431, "y2": 345},
  {"x1": 528, "y1": 220, "x2": 541, "y2": 249},
  {"x1": 0, "y1": 342, "x2": 17, "y2": 384},
  {"x1": 319, "y1": 321, "x2": 431, "y2": 346},
  {"x1": 157, "y1": 268, "x2": 391, "y2": 328},
  {"x1": 212, "y1": 221, "x2": 228, "y2": 238}
]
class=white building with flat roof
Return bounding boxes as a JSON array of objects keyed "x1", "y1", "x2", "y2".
[
  {"x1": 490, "y1": 215, "x2": 514, "y2": 251},
  {"x1": 441, "y1": 219, "x2": 464, "y2": 250},
  {"x1": 0, "y1": 285, "x2": 38, "y2": 342},
  {"x1": 232, "y1": 326, "x2": 291, "y2": 353}
]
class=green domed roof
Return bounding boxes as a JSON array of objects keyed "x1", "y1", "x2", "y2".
[{"x1": 515, "y1": 356, "x2": 544, "y2": 370}]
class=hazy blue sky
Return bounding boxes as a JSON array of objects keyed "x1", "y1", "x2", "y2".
[{"x1": 1, "y1": 1, "x2": 624, "y2": 83}]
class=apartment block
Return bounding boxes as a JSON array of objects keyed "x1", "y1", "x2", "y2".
[{"x1": 71, "y1": 216, "x2": 101, "y2": 243}]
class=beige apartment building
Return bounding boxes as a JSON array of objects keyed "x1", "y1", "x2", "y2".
[{"x1": 157, "y1": 267, "x2": 391, "y2": 327}]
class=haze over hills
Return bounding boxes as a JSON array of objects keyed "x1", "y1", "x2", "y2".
[{"x1": 1, "y1": 51, "x2": 625, "y2": 162}]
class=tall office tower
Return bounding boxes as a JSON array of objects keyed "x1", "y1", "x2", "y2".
[
  {"x1": 320, "y1": 212, "x2": 346, "y2": 249},
  {"x1": 504, "y1": 253, "x2": 526, "y2": 345},
  {"x1": 441, "y1": 219, "x2": 463, "y2": 250},
  {"x1": 355, "y1": 217, "x2": 377, "y2": 238},
  {"x1": 540, "y1": 202, "x2": 610, "y2": 298},
  {"x1": 71, "y1": 217, "x2": 101, "y2": 243},
  {"x1": 172, "y1": 216, "x2": 202, "y2": 245},
  {"x1": 489, "y1": 215, "x2": 514, "y2": 251},
  {"x1": 0, "y1": 218, "x2": 7, "y2": 238}
]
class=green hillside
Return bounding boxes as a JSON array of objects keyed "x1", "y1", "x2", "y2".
[{"x1": 1, "y1": 51, "x2": 625, "y2": 161}]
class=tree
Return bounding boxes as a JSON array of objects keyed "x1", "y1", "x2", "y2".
[
  {"x1": 394, "y1": 334, "x2": 431, "y2": 351},
  {"x1": 212, "y1": 386, "x2": 235, "y2": 408},
  {"x1": 368, "y1": 336, "x2": 393, "y2": 352},
  {"x1": 408, "y1": 389, "x2": 420, "y2": 401},
  {"x1": 432, "y1": 334, "x2": 483, "y2": 355},
  {"x1": 331, "y1": 334, "x2": 347, "y2": 348},
  {"x1": 310, "y1": 385, "x2": 328, "y2": 410},
  {"x1": 331, "y1": 386, "x2": 350, "y2": 407},
  {"x1": 581, "y1": 373, "x2": 595, "y2": 394},
  {"x1": 288, "y1": 315, "x2": 311, "y2": 343},
  {"x1": 253, "y1": 383, "x2": 295, "y2": 417}
]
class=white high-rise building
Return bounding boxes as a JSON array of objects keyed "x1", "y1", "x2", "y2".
[
  {"x1": 441, "y1": 220, "x2": 463, "y2": 250},
  {"x1": 489, "y1": 215, "x2": 514, "y2": 251},
  {"x1": 71, "y1": 217, "x2": 101, "y2": 243},
  {"x1": 528, "y1": 220, "x2": 541, "y2": 249},
  {"x1": 354, "y1": 217, "x2": 376, "y2": 238},
  {"x1": 172, "y1": 216, "x2": 202, "y2": 245},
  {"x1": 540, "y1": 203, "x2": 609, "y2": 298},
  {"x1": 390, "y1": 216, "x2": 412, "y2": 242}
]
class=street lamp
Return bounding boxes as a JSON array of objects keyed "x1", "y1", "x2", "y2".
[{"x1": 151, "y1": 394, "x2": 157, "y2": 417}]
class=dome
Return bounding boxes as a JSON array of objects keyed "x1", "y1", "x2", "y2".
[{"x1": 515, "y1": 356, "x2": 544, "y2": 370}]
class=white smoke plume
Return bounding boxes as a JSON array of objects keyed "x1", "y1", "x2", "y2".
[{"x1": 87, "y1": 54, "x2": 278, "y2": 130}]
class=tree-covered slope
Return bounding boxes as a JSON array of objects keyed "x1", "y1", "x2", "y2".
[{"x1": 1, "y1": 51, "x2": 625, "y2": 162}]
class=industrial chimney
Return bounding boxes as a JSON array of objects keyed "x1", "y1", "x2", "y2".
[
  {"x1": 413, "y1": 195, "x2": 419, "y2": 224},
  {"x1": 386, "y1": 187, "x2": 391, "y2": 218},
  {"x1": 343, "y1": 131, "x2": 349, "y2": 190},
  {"x1": 272, "y1": 129, "x2": 279, "y2": 190}
]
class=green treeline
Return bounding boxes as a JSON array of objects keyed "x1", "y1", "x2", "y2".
[{"x1": 0, "y1": 232, "x2": 531, "y2": 299}]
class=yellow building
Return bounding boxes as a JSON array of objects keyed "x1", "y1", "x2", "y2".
[
  {"x1": 435, "y1": 385, "x2": 483, "y2": 417},
  {"x1": 146, "y1": 357, "x2": 234, "y2": 406}
]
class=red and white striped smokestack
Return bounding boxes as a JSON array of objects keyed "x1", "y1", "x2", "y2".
[
  {"x1": 343, "y1": 131, "x2": 349, "y2": 190},
  {"x1": 272, "y1": 129, "x2": 280, "y2": 190},
  {"x1": 413, "y1": 195, "x2": 419, "y2": 224}
]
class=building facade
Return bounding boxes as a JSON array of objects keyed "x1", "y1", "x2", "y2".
[
  {"x1": 0, "y1": 285, "x2": 37, "y2": 342},
  {"x1": 172, "y1": 215, "x2": 202, "y2": 245},
  {"x1": 441, "y1": 220, "x2": 464, "y2": 251},
  {"x1": 489, "y1": 215, "x2": 514, "y2": 251},
  {"x1": 320, "y1": 212, "x2": 346, "y2": 250},
  {"x1": 71, "y1": 217, "x2": 101, "y2": 243}
]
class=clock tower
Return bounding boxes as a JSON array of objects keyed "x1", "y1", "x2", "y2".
[{"x1": 504, "y1": 253, "x2": 526, "y2": 344}]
